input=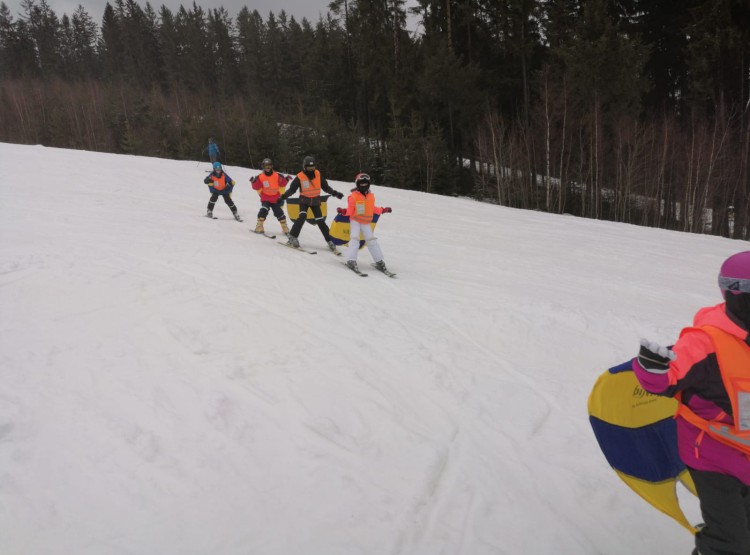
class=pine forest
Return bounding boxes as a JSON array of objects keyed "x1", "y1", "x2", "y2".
[{"x1": 0, "y1": 0, "x2": 748, "y2": 238}]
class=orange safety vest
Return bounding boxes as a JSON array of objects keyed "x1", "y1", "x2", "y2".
[
  {"x1": 676, "y1": 325, "x2": 750, "y2": 455},
  {"x1": 350, "y1": 190, "x2": 376, "y2": 224},
  {"x1": 258, "y1": 172, "x2": 281, "y2": 195},
  {"x1": 210, "y1": 173, "x2": 227, "y2": 191},
  {"x1": 297, "y1": 170, "x2": 321, "y2": 198}
]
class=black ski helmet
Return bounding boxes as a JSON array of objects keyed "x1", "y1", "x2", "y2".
[
  {"x1": 303, "y1": 156, "x2": 316, "y2": 170},
  {"x1": 355, "y1": 173, "x2": 371, "y2": 193}
]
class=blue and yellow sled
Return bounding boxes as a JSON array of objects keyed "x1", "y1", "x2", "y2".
[
  {"x1": 285, "y1": 195, "x2": 330, "y2": 226},
  {"x1": 329, "y1": 213, "x2": 381, "y2": 249},
  {"x1": 588, "y1": 359, "x2": 698, "y2": 533}
]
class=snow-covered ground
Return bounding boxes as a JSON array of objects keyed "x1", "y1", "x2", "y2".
[{"x1": 0, "y1": 143, "x2": 742, "y2": 555}]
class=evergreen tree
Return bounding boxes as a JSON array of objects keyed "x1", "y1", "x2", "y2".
[
  {"x1": 551, "y1": 0, "x2": 647, "y2": 121},
  {"x1": 174, "y1": 4, "x2": 212, "y2": 91},
  {"x1": 22, "y1": 0, "x2": 62, "y2": 77},
  {"x1": 0, "y1": 2, "x2": 38, "y2": 77},
  {"x1": 685, "y1": 0, "x2": 750, "y2": 114},
  {"x1": 236, "y1": 8, "x2": 265, "y2": 91},
  {"x1": 207, "y1": 7, "x2": 237, "y2": 91},
  {"x1": 70, "y1": 6, "x2": 99, "y2": 77},
  {"x1": 99, "y1": 3, "x2": 123, "y2": 79},
  {"x1": 625, "y1": 0, "x2": 699, "y2": 114},
  {"x1": 157, "y1": 6, "x2": 180, "y2": 88}
]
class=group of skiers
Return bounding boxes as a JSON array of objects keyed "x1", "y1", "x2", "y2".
[
  {"x1": 202, "y1": 143, "x2": 750, "y2": 555},
  {"x1": 202, "y1": 141, "x2": 392, "y2": 274}
]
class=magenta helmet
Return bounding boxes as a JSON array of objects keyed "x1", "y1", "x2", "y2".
[{"x1": 719, "y1": 251, "x2": 750, "y2": 297}]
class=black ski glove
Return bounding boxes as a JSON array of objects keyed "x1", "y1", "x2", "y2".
[
  {"x1": 334, "y1": 191, "x2": 343, "y2": 200},
  {"x1": 637, "y1": 339, "x2": 675, "y2": 374}
]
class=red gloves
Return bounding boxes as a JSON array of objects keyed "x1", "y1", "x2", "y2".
[
  {"x1": 382, "y1": 207, "x2": 392, "y2": 213},
  {"x1": 337, "y1": 207, "x2": 346, "y2": 215}
]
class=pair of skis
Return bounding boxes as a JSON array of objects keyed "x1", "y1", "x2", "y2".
[
  {"x1": 273, "y1": 237, "x2": 342, "y2": 257},
  {"x1": 275, "y1": 239, "x2": 396, "y2": 277},
  {"x1": 206, "y1": 214, "x2": 243, "y2": 222},
  {"x1": 346, "y1": 263, "x2": 397, "y2": 278}
]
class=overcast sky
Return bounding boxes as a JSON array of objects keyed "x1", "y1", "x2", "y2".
[{"x1": 4, "y1": 0, "x2": 420, "y2": 30}]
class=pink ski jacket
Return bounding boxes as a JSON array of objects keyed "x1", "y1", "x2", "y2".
[{"x1": 633, "y1": 303, "x2": 750, "y2": 484}]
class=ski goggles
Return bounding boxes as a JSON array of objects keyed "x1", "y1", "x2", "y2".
[
  {"x1": 719, "y1": 276, "x2": 750, "y2": 295},
  {"x1": 356, "y1": 174, "x2": 371, "y2": 185}
]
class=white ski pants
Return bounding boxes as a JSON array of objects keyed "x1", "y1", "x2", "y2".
[{"x1": 345, "y1": 219, "x2": 384, "y2": 263}]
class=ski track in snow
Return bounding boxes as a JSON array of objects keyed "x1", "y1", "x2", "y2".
[{"x1": 0, "y1": 143, "x2": 741, "y2": 555}]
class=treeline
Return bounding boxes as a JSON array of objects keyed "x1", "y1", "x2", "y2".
[{"x1": 0, "y1": 0, "x2": 748, "y2": 238}]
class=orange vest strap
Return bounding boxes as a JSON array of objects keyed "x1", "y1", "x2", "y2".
[{"x1": 677, "y1": 325, "x2": 750, "y2": 455}]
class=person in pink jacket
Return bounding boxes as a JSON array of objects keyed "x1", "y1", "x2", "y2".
[
  {"x1": 336, "y1": 173, "x2": 392, "y2": 274},
  {"x1": 634, "y1": 251, "x2": 750, "y2": 555}
]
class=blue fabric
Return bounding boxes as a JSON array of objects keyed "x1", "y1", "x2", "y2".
[
  {"x1": 208, "y1": 143, "x2": 219, "y2": 156},
  {"x1": 589, "y1": 415, "x2": 685, "y2": 482},
  {"x1": 609, "y1": 359, "x2": 635, "y2": 374}
]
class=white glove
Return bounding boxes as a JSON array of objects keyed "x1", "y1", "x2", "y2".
[{"x1": 637, "y1": 339, "x2": 676, "y2": 374}]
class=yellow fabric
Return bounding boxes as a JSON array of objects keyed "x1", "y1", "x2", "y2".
[
  {"x1": 588, "y1": 370, "x2": 679, "y2": 428},
  {"x1": 615, "y1": 470, "x2": 698, "y2": 534},
  {"x1": 329, "y1": 217, "x2": 376, "y2": 248},
  {"x1": 286, "y1": 200, "x2": 328, "y2": 222},
  {"x1": 589, "y1": 368, "x2": 698, "y2": 534}
]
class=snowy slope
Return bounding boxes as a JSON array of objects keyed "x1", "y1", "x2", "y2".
[{"x1": 0, "y1": 143, "x2": 742, "y2": 555}]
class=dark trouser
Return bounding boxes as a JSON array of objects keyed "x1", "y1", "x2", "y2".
[
  {"x1": 289, "y1": 203, "x2": 331, "y2": 242},
  {"x1": 258, "y1": 201, "x2": 286, "y2": 221},
  {"x1": 688, "y1": 467, "x2": 750, "y2": 555},
  {"x1": 208, "y1": 193, "x2": 237, "y2": 214}
]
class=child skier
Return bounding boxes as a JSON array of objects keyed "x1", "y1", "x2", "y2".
[
  {"x1": 634, "y1": 251, "x2": 750, "y2": 555},
  {"x1": 280, "y1": 156, "x2": 344, "y2": 251},
  {"x1": 204, "y1": 162, "x2": 241, "y2": 221},
  {"x1": 336, "y1": 173, "x2": 392, "y2": 274},
  {"x1": 250, "y1": 158, "x2": 291, "y2": 236}
]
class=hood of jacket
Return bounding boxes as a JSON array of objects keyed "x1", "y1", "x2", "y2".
[{"x1": 694, "y1": 303, "x2": 748, "y2": 340}]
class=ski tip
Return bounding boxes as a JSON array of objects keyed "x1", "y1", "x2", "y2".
[
  {"x1": 278, "y1": 241, "x2": 317, "y2": 254},
  {"x1": 370, "y1": 263, "x2": 397, "y2": 277}
]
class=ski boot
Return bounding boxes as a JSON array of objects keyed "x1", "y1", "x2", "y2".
[
  {"x1": 287, "y1": 235, "x2": 300, "y2": 248},
  {"x1": 374, "y1": 260, "x2": 388, "y2": 272},
  {"x1": 254, "y1": 217, "x2": 265, "y2": 233},
  {"x1": 233, "y1": 212, "x2": 243, "y2": 222},
  {"x1": 206, "y1": 209, "x2": 213, "y2": 218},
  {"x1": 346, "y1": 260, "x2": 359, "y2": 272},
  {"x1": 280, "y1": 219, "x2": 290, "y2": 237},
  {"x1": 327, "y1": 241, "x2": 339, "y2": 254}
]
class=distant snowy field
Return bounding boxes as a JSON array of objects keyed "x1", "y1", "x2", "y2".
[{"x1": 0, "y1": 143, "x2": 742, "y2": 554}]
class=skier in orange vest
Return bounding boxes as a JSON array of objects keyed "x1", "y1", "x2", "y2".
[
  {"x1": 336, "y1": 173, "x2": 392, "y2": 274},
  {"x1": 280, "y1": 156, "x2": 343, "y2": 251},
  {"x1": 634, "y1": 251, "x2": 750, "y2": 555},
  {"x1": 250, "y1": 158, "x2": 291, "y2": 236},
  {"x1": 203, "y1": 162, "x2": 241, "y2": 221}
]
